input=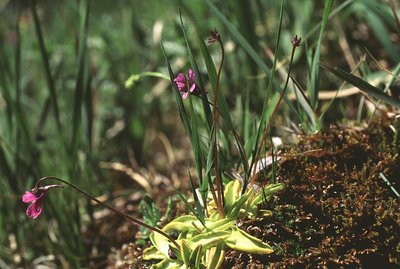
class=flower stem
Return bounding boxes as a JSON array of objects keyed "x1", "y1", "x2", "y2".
[
  {"x1": 211, "y1": 32, "x2": 225, "y2": 218},
  {"x1": 250, "y1": 37, "x2": 300, "y2": 185},
  {"x1": 35, "y1": 176, "x2": 180, "y2": 250}
]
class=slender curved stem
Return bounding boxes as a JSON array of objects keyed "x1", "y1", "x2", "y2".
[
  {"x1": 212, "y1": 35, "x2": 225, "y2": 218},
  {"x1": 250, "y1": 41, "x2": 299, "y2": 185},
  {"x1": 35, "y1": 176, "x2": 180, "y2": 250}
]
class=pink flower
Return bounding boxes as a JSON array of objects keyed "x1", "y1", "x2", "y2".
[
  {"x1": 22, "y1": 184, "x2": 63, "y2": 219},
  {"x1": 173, "y1": 69, "x2": 197, "y2": 99}
]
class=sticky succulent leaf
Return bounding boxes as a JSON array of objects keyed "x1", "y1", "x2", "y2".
[
  {"x1": 188, "y1": 231, "x2": 230, "y2": 250},
  {"x1": 146, "y1": 179, "x2": 281, "y2": 268},
  {"x1": 149, "y1": 232, "x2": 181, "y2": 261},
  {"x1": 180, "y1": 240, "x2": 192, "y2": 266},
  {"x1": 206, "y1": 244, "x2": 225, "y2": 269},
  {"x1": 226, "y1": 227, "x2": 273, "y2": 254},
  {"x1": 206, "y1": 218, "x2": 235, "y2": 232},
  {"x1": 226, "y1": 188, "x2": 254, "y2": 219},
  {"x1": 223, "y1": 180, "x2": 241, "y2": 211},
  {"x1": 189, "y1": 172, "x2": 205, "y2": 225},
  {"x1": 189, "y1": 245, "x2": 203, "y2": 268},
  {"x1": 143, "y1": 246, "x2": 165, "y2": 261},
  {"x1": 162, "y1": 215, "x2": 199, "y2": 232},
  {"x1": 153, "y1": 258, "x2": 183, "y2": 269}
]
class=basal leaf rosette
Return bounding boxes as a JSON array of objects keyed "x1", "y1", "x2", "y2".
[{"x1": 143, "y1": 179, "x2": 284, "y2": 268}]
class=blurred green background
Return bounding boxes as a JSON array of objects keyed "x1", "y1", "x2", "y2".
[{"x1": 0, "y1": 0, "x2": 398, "y2": 267}]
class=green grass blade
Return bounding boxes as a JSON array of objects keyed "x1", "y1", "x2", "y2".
[
  {"x1": 197, "y1": 37, "x2": 233, "y2": 131},
  {"x1": 249, "y1": 0, "x2": 284, "y2": 181},
  {"x1": 178, "y1": 9, "x2": 206, "y2": 184},
  {"x1": 71, "y1": 0, "x2": 91, "y2": 164},
  {"x1": 291, "y1": 76, "x2": 317, "y2": 129},
  {"x1": 161, "y1": 42, "x2": 192, "y2": 138},
  {"x1": 0, "y1": 69, "x2": 13, "y2": 126},
  {"x1": 189, "y1": 170, "x2": 205, "y2": 225},
  {"x1": 14, "y1": 3, "x2": 23, "y2": 178},
  {"x1": 303, "y1": 0, "x2": 354, "y2": 40},
  {"x1": 30, "y1": 0, "x2": 63, "y2": 133},
  {"x1": 205, "y1": 130, "x2": 216, "y2": 177},
  {"x1": 365, "y1": 9, "x2": 400, "y2": 62},
  {"x1": 198, "y1": 31, "x2": 249, "y2": 178},
  {"x1": 84, "y1": 72, "x2": 93, "y2": 153},
  {"x1": 188, "y1": 95, "x2": 203, "y2": 184},
  {"x1": 0, "y1": 67, "x2": 34, "y2": 169},
  {"x1": 204, "y1": 0, "x2": 302, "y2": 123},
  {"x1": 203, "y1": 0, "x2": 271, "y2": 77},
  {"x1": 171, "y1": 182, "x2": 203, "y2": 225},
  {"x1": 321, "y1": 64, "x2": 400, "y2": 108},
  {"x1": 0, "y1": 139, "x2": 14, "y2": 189},
  {"x1": 14, "y1": 3, "x2": 21, "y2": 106},
  {"x1": 309, "y1": 0, "x2": 333, "y2": 109},
  {"x1": 178, "y1": 8, "x2": 213, "y2": 131},
  {"x1": 230, "y1": 0, "x2": 258, "y2": 75}
]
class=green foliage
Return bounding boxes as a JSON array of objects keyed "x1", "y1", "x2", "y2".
[
  {"x1": 136, "y1": 196, "x2": 168, "y2": 245},
  {"x1": 321, "y1": 64, "x2": 400, "y2": 108},
  {"x1": 143, "y1": 179, "x2": 284, "y2": 268},
  {"x1": 308, "y1": 0, "x2": 333, "y2": 110}
]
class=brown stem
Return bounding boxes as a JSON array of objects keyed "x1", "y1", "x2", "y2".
[
  {"x1": 35, "y1": 176, "x2": 180, "y2": 250},
  {"x1": 211, "y1": 35, "x2": 225, "y2": 218},
  {"x1": 250, "y1": 42, "x2": 299, "y2": 185}
]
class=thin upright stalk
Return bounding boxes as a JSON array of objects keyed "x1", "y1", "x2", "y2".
[
  {"x1": 209, "y1": 30, "x2": 225, "y2": 217},
  {"x1": 250, "y1": 36, "x2": 301, "y2": 185}
]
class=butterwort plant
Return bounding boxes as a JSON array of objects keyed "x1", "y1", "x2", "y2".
[
  {"x1": 137, "y1": 29, "x2": 289, "y2": 268},
  {"x1": 141, "y1": 28, "x2": 303, "y2": 268}
]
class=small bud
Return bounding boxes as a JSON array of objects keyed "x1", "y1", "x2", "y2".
[
  {"x1": 291, "y1": 35, "x2": 301, "y2": 47},
  {"x1": 208, "y1": 29, "x2": 220, "y2": 43}
]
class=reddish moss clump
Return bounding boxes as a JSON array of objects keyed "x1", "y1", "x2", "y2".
[{"x1": 226, "y1": 120, "x2": 400, "y2": 268}]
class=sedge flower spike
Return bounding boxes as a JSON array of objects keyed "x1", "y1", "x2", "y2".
[
  {"x1": 22, "y1": 184, "x2": 63, "y2": 219},
  {"x1": 174, "y1": 68, "x2": 197, "y2": 99}
]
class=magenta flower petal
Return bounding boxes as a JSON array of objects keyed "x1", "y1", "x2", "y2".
[
  {"x1": 188, "y1": 69, "x2": 195, "y2": 81},
  {"x1": 22, "y1": 191, "x2": 39, "y2": 203},
  {"x1": 174, "y1": 72, "x2": 186, "y2": 83},
  {"x1": 174, "y1": 69, "x2": 199, "y2": 99},
  {"x1": 174, "y1": 73, "x2": 187, "y2": 91},
  {"x1": 26, "y1": 201, "x2": 43, "y2": 219},
  {"x1": 176, "y1": 82, "x2": 186, "y2": 91},
  {"x1": 189, "y1": 83, "x2": 196, "y2": 93},
  {"x1": 23, "y1": 184, "x2": 63, "y2": 219}
]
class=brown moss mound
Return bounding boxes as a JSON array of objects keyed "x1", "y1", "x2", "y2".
[{"x1": 226, "y1": 120, "x2": 400, "y2": 268}]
